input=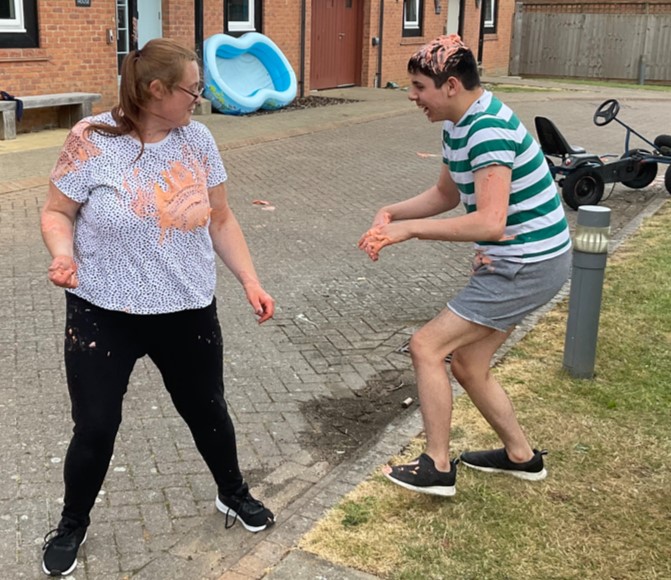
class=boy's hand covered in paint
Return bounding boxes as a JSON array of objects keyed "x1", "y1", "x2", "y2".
[{"x1": 358, "y1": 221, "x2": 413, "y2": 261}]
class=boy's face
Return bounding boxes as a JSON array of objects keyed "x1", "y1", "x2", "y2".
[{"x1": 407, "y1": 72, "x2": 452, "y2": 123}]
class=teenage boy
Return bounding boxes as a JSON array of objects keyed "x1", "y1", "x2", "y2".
[{"x1": 359, "y1": 35, "x2": 570, "y2": 496}]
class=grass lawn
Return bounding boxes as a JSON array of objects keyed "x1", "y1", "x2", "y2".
[{"x1": 300, "y1": 203, "x2": 671, "y2": 579}]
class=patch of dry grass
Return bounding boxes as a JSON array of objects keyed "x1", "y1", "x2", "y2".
[{"x1": 300, "y1": 205, "x2": 671, "y2": 579}]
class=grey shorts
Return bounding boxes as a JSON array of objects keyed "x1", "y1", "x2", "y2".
[{"x1": 447, "y1": 250, "x2": 572, "y2": 332}]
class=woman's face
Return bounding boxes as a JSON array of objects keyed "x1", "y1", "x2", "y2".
[{"x1": 151, "y1": 60, "x2": 202, "y2": 129}]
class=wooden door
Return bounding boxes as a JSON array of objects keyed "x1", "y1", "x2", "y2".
[{"x1": 310, "y1": 0, "x2": 362, "y2": 90}]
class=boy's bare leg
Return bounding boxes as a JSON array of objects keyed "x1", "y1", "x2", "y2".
[
  {"x1": 451, "y1": 334, "x2": 535, "y2": 462},
  {"x1": 408, "y1": 308, "x2": 496, "y2": 471}
]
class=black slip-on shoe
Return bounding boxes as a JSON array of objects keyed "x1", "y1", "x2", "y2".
[
  {"x1": 460, "y1": 448, "x2": 548, "y2": 481},
  {"x1": 384, "y1": 453, "x2": 458, "y2": 497}
]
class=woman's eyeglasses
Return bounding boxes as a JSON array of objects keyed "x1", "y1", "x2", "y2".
[{"x1": 176, "y1": 83, "x2": 205, "y2": 101}]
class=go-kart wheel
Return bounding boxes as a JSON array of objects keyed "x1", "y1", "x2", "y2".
[
  {"x1": 620, "y1": 149, "x2": 658, "y2": 189},
  {"x1": 562, "y1": 167, "x2": 605, "y2": 210},
  {"x1": 665, "y1": 165, "x2": 671, "y2": 195},
  {"x1": 593, "y1": 99, "x2": 620, "y2": 126}
]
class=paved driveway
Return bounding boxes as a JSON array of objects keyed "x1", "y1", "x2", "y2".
[{"x1": 0, "y1": 84, "x2": 668, "y2": 578}]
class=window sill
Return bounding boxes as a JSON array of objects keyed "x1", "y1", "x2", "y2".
[
  {"x1": 0, "y1": 55, "x2": 49, "y2": 62},
  {"x1": 0, "y1": 48, "x2": 49, "y2": 62}
]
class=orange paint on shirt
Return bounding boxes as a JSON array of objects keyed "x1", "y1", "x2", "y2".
[
  {"x1": 132, "y1": 160, "x2": 211, "y2": 243},
  {"x1": 52, "y1": 123, "x2": 103, "y2": 181}
]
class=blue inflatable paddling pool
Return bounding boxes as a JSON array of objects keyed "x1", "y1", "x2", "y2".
[{"x1": 203, "y1": 32, "x2": 297, "y2": 115}]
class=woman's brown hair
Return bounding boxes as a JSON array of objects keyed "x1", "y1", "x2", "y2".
[{"x1": 85, "y1": 38, "x2": 198, "y2": 156}]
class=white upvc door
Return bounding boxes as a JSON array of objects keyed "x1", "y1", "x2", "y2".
[{"x1": 137, "y1": 0, "x2": 162, "y2": 49}]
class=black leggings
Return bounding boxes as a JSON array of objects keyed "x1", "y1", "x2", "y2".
[{"x1": 61, "y1": 293, "x2": 244, "y2": 526}]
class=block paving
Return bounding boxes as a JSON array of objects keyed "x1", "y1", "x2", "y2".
[{"x1": 1, "y1": 84, "x2": 669, "y2": 578}]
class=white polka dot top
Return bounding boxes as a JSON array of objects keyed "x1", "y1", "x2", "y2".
[{"x1": 50, "y1": 113, "x2": 228, "y2": 314}]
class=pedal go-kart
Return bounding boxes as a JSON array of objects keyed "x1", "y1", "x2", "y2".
[{"x1": 535, "y1": 99, "x2": 671, "y2": 210}]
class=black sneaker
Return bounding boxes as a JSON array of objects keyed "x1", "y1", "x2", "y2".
[
  {"x1": 41, "y1": 518, "x2": 87, "y2": 576},
  {"x1": 216, "y1": 490, "x2": 275, "y2": 533},
  {"x1": 384, "y1": 453, "x2": 458, "y2": 497},
  {"x1": 460, "y1": 448, "x2": 548, "y2": 481}
]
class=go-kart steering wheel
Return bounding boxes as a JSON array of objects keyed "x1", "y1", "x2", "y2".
[{"x1": 594, "y1": 99, "x2": 620, "y2": 126}]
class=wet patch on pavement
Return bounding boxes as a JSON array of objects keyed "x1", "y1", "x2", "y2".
[{"x1": 298, "y1": 369, "x2": 417, "y2": 466}]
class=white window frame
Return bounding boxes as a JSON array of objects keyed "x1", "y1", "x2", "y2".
[
  {"x1": 403, "y1": 0, "x2": 420, "y2": 31},
  {"x1": 116, "y1": 0, "x2": 129, "y2": 77},
  {"x1": 484, "y1": 0, "x2": 496, "y2": 30},
  {"x1": 0, "y1": 0, "x2": 26, "y2": 33},
  {"x1": 228, "y1": 0, "x2": 255, "y2": 32}
]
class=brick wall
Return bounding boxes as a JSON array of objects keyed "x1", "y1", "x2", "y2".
[
  {"x1": 261, "y1": 2, "x2": 306, "y2": 93},
  {"x1": 357, "y1": 1, "x2": 513, "y2": 87},
  {"x1": 0, "y1": 0, "x2": 118, "y2": 134},
  {"x1": 461, "y1": 0, "x2": 514, "y2": 77},
  {"x1": 0, "y1": 0, "x2": 517, "y2": 135},
  {"x1": 163, "y1": 0, "x2": 225, "y2": 53},
  {"x1": 483, "y1": 0, "x2": 515, "y2": 75},
  {"x1": 264, "y1": 2, "x2": 303, "y2": 72},
  {"x1": 0, "y1": 0, "x2": 229, "y2": 136},
  {"x1": 163, "y1": 1, "x2": 193, "y2": 47},
  {"x1": 365, "y1": 0, "x2": 448, "y2": 89},
  {"x1": 257, "y1": 1, "x2": 448, "y2": 93}
]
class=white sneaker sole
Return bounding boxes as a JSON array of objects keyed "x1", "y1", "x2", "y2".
[
  {"x1": 461, "y1": 461, "x2": 547, "y2": 481},
  {"x1": 42, "y1": 531, "x2": 87, "y2": 576},
  {"x1": 215, "y1": 496, "x2": 274, "y2": 533},
  {"x1": 384, "y1": 472, "x2": 456, "y2": 497}
]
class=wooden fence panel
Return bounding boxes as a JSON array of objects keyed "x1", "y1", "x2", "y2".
[
  {"x1": 647, "y1": 16, "x2": 671, "y2": 79},
  {"x1": 511, "y1": 4, "x2": 671, "y2": 82}
]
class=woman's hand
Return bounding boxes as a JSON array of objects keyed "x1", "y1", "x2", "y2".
[
  {"x1": 243, "y1": 281, "x2": 275, "y2": 324},
  {"x1": 48, "y1": 255, "x2": 79, "y2": 288}
]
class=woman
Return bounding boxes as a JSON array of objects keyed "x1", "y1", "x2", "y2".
[{"x1": 40, "y1": 38, "x2": 275, "y2": 577}]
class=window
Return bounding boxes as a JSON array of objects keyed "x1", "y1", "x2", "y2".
[
  {"x1": 116, "y1": 0, "x2": 130, "y2": 75},
  {"x1": 483, "y1": 0, "x2": 497, "y2": 33},
  {"x1": 403, "y1": 0, "x2": 423, "y2": 38},
  {"x1": 0, "y1": 0, "x2": 24, "y2": 32},
  {"x1": 0, "y1": 0, "x2": 38, "y2": 48},
  {"x1": 226, "y1": 0, "x2": 256, "y2": 34}
]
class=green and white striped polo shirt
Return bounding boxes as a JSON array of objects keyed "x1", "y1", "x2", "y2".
[{"x1": 442, "y1": 90, "x2": 571, "y2": 263}]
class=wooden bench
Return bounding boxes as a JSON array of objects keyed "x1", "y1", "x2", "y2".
[{"x1": 0, "y1": 92, "x2": 101, "y2": 140}]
